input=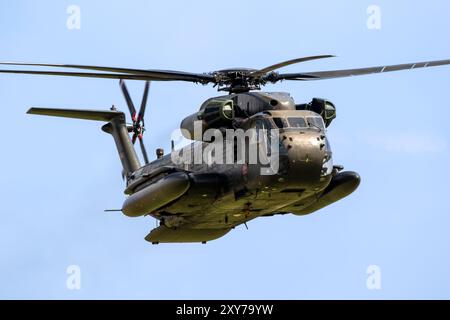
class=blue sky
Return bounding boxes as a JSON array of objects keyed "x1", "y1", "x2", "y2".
[{"x1": 0, "y1": 0, "x2": 450, "y2": 299}]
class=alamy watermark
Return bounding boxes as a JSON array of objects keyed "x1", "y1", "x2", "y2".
[
  {"x1": 367, "y1": 5, "x2": 382, "y2": 30},
  {"x1": 66, "y1": 265, "x2": 81, "y2": 290},
  {"x1": 170, "y1": 122, "x2": 281, "y2": 175},
  {"x1": 366, "y1": 265, "x2": 382, "y2": 290},
  {"x1": 66, "y1": 5, "x2": 81, "y2": 30}
]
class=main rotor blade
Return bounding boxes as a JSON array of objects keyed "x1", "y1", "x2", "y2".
[
  {"x1": 119, "y1": 80, "x2": 136, "y2": 119},
  {"x1": 0, "y1": 62, "x2": 215, "y2": 83},
  {"x1": 0, "y1": 69, "x2": 165, "y2": 80},
  {"x1": 278, "y1": 59, "x2": 450, "y2": 81},
  {"x1": 138, "y1": 135, "x2": 150, "y2": 164},
  {"x1": 251, "y1": 55, "x2": 335, "y2": 76},
  {"x1": 137, "y1": 81, "x2": 150, "y2": 124}
]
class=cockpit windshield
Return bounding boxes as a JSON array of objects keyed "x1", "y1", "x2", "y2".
[
  {"x1": 287, "y1": 117, "x2": 307, "y2": 128},
  {"x1": 272, "y1": 116, "x2": 325, "y2": 130}
]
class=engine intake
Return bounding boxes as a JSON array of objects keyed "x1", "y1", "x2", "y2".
[
  {"x1": 296, "y1": 98, "x2": 336, "y2": 127},
  {"x1": 180, "y1": 98, "x2": 235, "y2": 140}
]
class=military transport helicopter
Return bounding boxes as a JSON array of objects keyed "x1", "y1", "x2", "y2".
[{"x1": 1, "y1": 55, "x2": 449, "y2": 243}]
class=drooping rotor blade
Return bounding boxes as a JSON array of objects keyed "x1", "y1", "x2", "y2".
[
  {"x1": 119, "y1": 80, "x2": 136, "y2": 120},
  {"x1": 138, "y1": 135, "x2": 150, "y2": 164},
  {"x1": 0, "y1": 62, "x2": 214, "y2": 83},
  {"x1": 251, "y1": 55, "x2": 335, "y2": 76},
  {"x1": 278, "y1": 59, "x2": 450, "y2": 81},
  {"x1": 137, "y1": 81, "x2": 150, "y2": 124}
]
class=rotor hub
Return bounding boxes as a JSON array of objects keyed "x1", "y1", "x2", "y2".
[{"x1": 211, "y1": 69, "x2": 276, "y2": 93}]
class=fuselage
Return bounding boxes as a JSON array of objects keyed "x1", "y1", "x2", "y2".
[
  {"x1": 25, "y1": 91, "x2": 360, "y2": 244},
  {"x1": 121, "y1": 93, "x2": 359, "y2": 242}
]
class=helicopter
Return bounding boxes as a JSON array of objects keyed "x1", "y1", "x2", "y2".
[{"x1": 1, "y1": 55, "x2": 449, "y2": 244}]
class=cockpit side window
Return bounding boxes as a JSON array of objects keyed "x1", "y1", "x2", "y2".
[
  {"x1": 287, "y1": 117, "x2": 307, "y2": 128},
  {"x1": 272, "y1": 117, "x2": 286, "y2": 128},
  {"x1": 306, "y1": 116, "x2": 325, "y2": 131}
]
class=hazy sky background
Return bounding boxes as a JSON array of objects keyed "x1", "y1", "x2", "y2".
[{"x1": 1, "y1": 0, "x2": 450, "y2": 299}]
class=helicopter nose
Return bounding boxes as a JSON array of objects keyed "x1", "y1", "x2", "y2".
[{"x1": 282, "y1": 132, "x2": 328, "y2": 186}]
